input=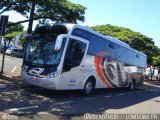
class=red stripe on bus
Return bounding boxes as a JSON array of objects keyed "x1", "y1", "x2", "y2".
[{"x1": 94, "y1": 56, "x2": 112, "y2": 88}]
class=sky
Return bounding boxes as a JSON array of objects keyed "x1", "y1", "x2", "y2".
[
  {"x1": 2, "y1": 0, "x2": 160, "y2": 47},
  {"x1": 70, "y1": 0, "x2": 160, "y2": 48}
]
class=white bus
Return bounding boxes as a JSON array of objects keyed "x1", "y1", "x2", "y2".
[{"x1": 20, "y1": 23, "x2": 147, "y2": 95}]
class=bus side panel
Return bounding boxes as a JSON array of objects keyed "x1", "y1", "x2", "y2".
[{"x1": 57, "y1": 55, "x2": 111, "y2": 90}]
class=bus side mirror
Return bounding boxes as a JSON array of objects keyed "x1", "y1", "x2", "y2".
[{"x1": 55, "y1": 34, "x2": 68, "y2": 50}]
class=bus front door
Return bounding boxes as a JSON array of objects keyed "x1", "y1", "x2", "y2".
[{"x1": 59, "y1": 36, "x2": 88, "y2": 90}]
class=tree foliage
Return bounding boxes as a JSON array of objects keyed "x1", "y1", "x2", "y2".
[
  {"x1": 4, "y1": 22, "x2": 25, "y2": 45},
  {"x1": 152, "y1": 56, "x2": 160, "y2": 67},
  {"x1": 6, "y1": 22, "x2": 24, "y2": 33},
  {"x1": 0, "y1": 0, "x2": 86, "y2": 33},
  {"x1": 90, "y1": 24, "x2": 159, "y2": 65}
]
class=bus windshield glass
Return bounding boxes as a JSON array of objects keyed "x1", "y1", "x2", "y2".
[{"x1": 24, "y1": 25, "x2": 67, "y2": 66}]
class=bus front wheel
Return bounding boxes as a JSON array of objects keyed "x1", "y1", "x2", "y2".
[{"x1": 83, "y1": 78, "x2": 95, "y2": 95}]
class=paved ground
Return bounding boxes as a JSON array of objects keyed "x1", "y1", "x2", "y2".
[{"x1": 0, "y1": 53, "x2": 22, "y2": 76}]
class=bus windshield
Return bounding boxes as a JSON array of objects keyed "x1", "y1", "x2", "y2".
[{"x1": 24, "y1": 25, "x2": 67, "y2": 66}]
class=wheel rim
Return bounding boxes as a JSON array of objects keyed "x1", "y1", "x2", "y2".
[
  {"x1": 130, "y1": 80, "x2": 134, "y2": 90},
  {"x1": 85, "y1": 81, "x2": 93, "y2": 94},
  {"x1": 130, "y1": 83, "x2": 134, "y2": 90}
]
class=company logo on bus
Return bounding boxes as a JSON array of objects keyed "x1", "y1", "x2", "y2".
[
  {"x1": 94, "y1": 56, "x2": 129, "y2": 88},
  {"x1": 29, "y1": 67, "x2": 44, "y2": 75}
]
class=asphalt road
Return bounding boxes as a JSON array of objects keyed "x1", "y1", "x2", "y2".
[
  {"x1": 0, "y1": 53, "x2": 22, "y2": 76},
  {"x1": 0, "y1": 84, "x2": 160, "y2": 120}
]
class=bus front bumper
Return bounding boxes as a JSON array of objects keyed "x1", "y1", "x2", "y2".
[{"x1": 21, "y1": 71, "x2": 58, "y2": 90}]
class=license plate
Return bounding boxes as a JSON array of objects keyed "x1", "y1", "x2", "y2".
[{"x1": 30, "y1": 77, "x2": 38, "y2": 82}]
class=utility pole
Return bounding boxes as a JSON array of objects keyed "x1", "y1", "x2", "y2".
[
  {"x1": 0, "y1": 15, "x2": 9, "y2": 73},
  {"x1": 27, "y1": 0, "x2": 35, "y2": 34},
  {"x1": 1, "y1": 40, "x2": 6, "y2": 73}
]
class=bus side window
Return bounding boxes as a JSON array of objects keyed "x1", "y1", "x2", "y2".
[
  {"x1": 71, "y1": 28, "x2": 91, "y2": 41},
  {"x1": 63, "y1": 39, "x2": 86, "y2": 72},
  {"x1": 108, "y1": 42, "x2": 116, "y2": 59}
]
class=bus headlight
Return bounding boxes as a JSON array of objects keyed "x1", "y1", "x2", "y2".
[{"x1": 47, "y1": 71, "x2": 60, "y2": 78}]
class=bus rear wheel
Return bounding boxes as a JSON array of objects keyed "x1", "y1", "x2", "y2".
[
  {"x1": 83, "y1": 79, "x2": 95, "y2": 95},
  {"x1": 128, "y1": 79, "x2": 135, "y2": 90}
]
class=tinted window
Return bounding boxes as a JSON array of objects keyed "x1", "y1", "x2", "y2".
[
  {"x1": 136, "y1": 54, "x2": 140, "y2": 58},
  {"x1": 127, "y1": 50, "x2": 135, "y2": 65},
  {"x1": 19, "y1": 49, "x2": 24, "y2": 53},
  {"x1": 72, "y1": 28, "x2": 91, "y2": 40},
  {"x1": 88, "y1": 34, "x2": 106, "y2": 56},
  {"x1": 33, "y1": 25, "x2": 68, "y2": 39},
  {"x1": 109, "y1": 43, "x2": 116, "y2": 49},
  {"x1": 63, "y1": 39, "x2": 86, "y2": 72},
  {"x1": 13, "y1": 49, "x2": 18, "y2": 52},
  {"x1": 116, "y1": 45, "x2": 127, "y2": 63},
  {"x1": 108, "y1": 42, "x2": 117, "y2": 59}
]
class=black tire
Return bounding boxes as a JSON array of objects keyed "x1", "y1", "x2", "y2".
[
  {"x1": 83, "y1": 79, "x2": 95, "y2": 95},
  {"x1": 128, "y1": 79, "x2": 135, "y2": 90},
  {"x1": 11, "y1": 53, "x2": 14, "y2": 57}
]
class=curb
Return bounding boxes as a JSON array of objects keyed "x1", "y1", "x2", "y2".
[
  {"x1": 0, "y1": 74, "x2": 20, "y2": 82},
  {"x1": 144, "y1": 82, "x2": 160, "y2": 88},
  {"x1": 0, "y1": 74, "x2": 23, "y2": 88}
]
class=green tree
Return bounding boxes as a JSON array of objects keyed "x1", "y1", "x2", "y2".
[
  {"x1": 153, "y1": 56, "x2": 160, "y2": 67},
  {"x1": 5, "y1": 31, "x2": 26, "y2": 46},
  {"x1": 158, "y1": 48, "x2": 160, "y2": 56},
  {"x1": 6, "y1": 22, "x2": 24, "y2": 34},
  {"x1": 0, "y1": 0, "x2": 86, "y2": 33},
  {"x1": 4, "y1": 23, "x2": 25, "y2": 46}
]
